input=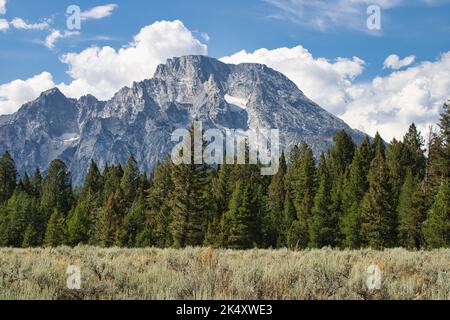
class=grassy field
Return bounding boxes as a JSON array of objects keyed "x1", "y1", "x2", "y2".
[{"x1": 0, "y1": 247, "x2": 448, "y2": 300}]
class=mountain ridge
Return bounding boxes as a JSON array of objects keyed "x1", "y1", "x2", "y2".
[{"x1": 0, "y1": 55, "x2": 367, "y2": 184}]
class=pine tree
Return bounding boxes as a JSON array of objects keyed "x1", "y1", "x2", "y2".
[
  {"x1": 121, "y1": 155, "x2": 140, "y2": 206},
  {"x1": 422, "y1": 179, "x2": 449, "y2": 248},
  {"x1": 403, "y1": 123, "x2": 426, "y2": 179},
  {"x1": 204, "y1": 161, "x2": 233, "y2": 247},
  {"x1": 282, "y1": 191, "x2": 296, "y2": 246},
  {"x1": 96, "y1": 190, "x2": 126, "y2": 247},
  {"x1": 44, "y1": 208, "x2": 65, "y2": 247},
  {"x1": 169, "y1": 127, "x2": 211, "y2": 248},
  {"x1": 121, "y1": 191, "x2": 147, "y2": 247},
  {"x1": 341, "y1": 137, "x2": 372, "y2": 248},
  {"x1": 30, "y1": 167, "x2": 42, "y2": 198},
  {"x1": 22, "y1": 224, "x2": 39, "y2": 248},
  {"x1": 66, "y1": 194, "x2": 98, "y2": 246},
  {"x1": 309, "y1": 154, "x2": 337, "y2": 247},
  {"x1": 103, "y1": 164, "x2": 123, "y2": 203},
  {"x1": 397, "y1": 170, "x2": 426, "y2": 249},
  {"x1": 372, "y1": 132, "x2": 385, "y2": 158},
  {"x1": 266, "y1": 151, "x2": 287, "y2": 247},
  {"x1": 40, "y1": 160, "x2": 73, "y2": 217},
  {"x1": 17, "y1": 172, "x2": 32, "y2": 196},
  {"x1": 212, "y1": 162, "x2": 233, "y2": 216},
  {"x1": 438, "y1": 100, "x2": 450, "y2": 178},
  {"x1": 328, "y1": 130, "x2": 356, "y2": 174},
  {"x1": 285, "y1": 143, "x2": 317, "y2": 248},
  {"x1": 224, "y1": 181, "x2": 256, "y2": 249},
  {"x1": 81, "y1": 160, "x2": 103, "y2": 197},
  {"x1": 0, "y1": 151, "x2": 17, "y2": 204},
  {"x1": 138, "y1": 160, "x2": 173, "y2": 247},
  {"x1": 360, "y1": 142, "x2": 396, "y2": 249},
  {"x1": 386, "y1": 139, "x2": 404, "y2": 189},
  {"x1": 1, "y1": 191, "x2": 33, "y2": 247}
]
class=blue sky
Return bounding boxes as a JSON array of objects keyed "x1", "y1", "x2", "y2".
[{"x1": 1, "y1": 0, "x2": 450, "y2": 140}]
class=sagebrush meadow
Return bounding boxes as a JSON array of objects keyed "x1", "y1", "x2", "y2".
[{"x1": 0, "y1": 247, "x2": 448, "y2": 300}]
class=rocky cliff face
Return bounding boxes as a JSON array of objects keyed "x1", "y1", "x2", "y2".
[{"x1": 0, "y1": 55, "x2": 366, "y2": 184}]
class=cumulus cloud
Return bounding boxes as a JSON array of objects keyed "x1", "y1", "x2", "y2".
[
  {"x1": 44, "y1": 29, "x2": 79, "y2": 49},
  {"x1": 0, "y1": 20, "x2": 208, "y2": 114},
  {"x1": 221, "y1": 46, "x2": 450, "y2": 141},
  {"x1": 0, "y1": 18, "x2": 8, "y2": 31},
  {"x1": 0, "y1": 0, "x2": 6, "y2": 15},
  {"x1": 383, "y1": 54, "x2": 416, "y2": 70},
  {"x1": 221, "y1": 46, "x2": 365, "y2": 115},
  {"x1": 59, "y1": 20, "x2": 208, "y2": 99},
  {"x1": 341, "y1": 52, "x2": 450, "y2": 140},
  {"x1": 0, "y1": 72, "x2": 55, "y2": 114},
  {"x1": 81, "y1": 4, "x2": 118, "y2": 20},
  {"x1": 10, "y1": 17, "x2": 51, "y2": 30}
]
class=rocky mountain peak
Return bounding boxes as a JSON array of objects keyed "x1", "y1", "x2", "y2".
[{"x1": 0, "y1": 55, "x2": 366, "y2": 184}]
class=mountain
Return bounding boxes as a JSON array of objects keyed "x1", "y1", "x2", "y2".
[{"x1": 0, "y1": 55, "x2": 366, "y2": 184}]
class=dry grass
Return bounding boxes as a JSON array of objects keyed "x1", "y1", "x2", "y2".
[{"x1": 0, "y1": 247, "x2": 448, "y2": 300}]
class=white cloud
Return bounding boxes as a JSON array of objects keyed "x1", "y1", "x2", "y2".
[
  {"x1": 59, "y1": 20, "x2": 207, "y2": 99},
  {"x1": 0, "y1": 0, "x2": 6, "y2": 15},
  {"x1": 200, "y1": 32, "x2": 210, "y2": 42},
  {"x1": 81, "y1": 4, "x2": 118, "y2": 20},
  {"x1": 341, "y1": 52, "x2": 450, "y2": 140},
  {"x1": 44, "y1": 29, "x2": 79, "y2": 49},
  {"x1": 10, "y1": 17, "x2": 51, "y2": 30},
  {"x1": 0, "y1": 18, "x2": 8, "y2": 31},
  {"x1": 0, "y1": 72, "x2": 55, "y2": 114},
  {"x1": 221, "y1": 46, "x2": 365, "y2": 115},
  {"x1": 0, "y1": 20, "x2": 208, "y2": 114},
  {"x1": 221, "y1": 46, "x2": 450, "y2": 141},
  {"x1": 264, "y1": 0, "x2": 450, "y2": 32},
  {"x1": 383, "y1": 54, "x2": 416, "y2": 70}
]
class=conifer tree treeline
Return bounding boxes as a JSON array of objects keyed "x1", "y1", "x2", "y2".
[{"x1": 0, "y1": 105, "x2": 448, "y2": 249}]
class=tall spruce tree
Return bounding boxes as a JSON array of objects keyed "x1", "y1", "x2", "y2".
[
  {"x1": 18, "y1": 172, "x2": 32, "y2": 196},
  {"x1": 169, "y1": 126, "x2": 210, "y2": 248},
  {"x1": 266, "y1": 151, "x2": 287, "y2": 247},
  {"x1": 403, "y1": 123, "x2": 426, "y2": 179},
  {"x1": 103, "y1": 164, "x2": 123, "y2": 203},
  {"x1": 422, "y1": 179, "x2": 449, "y2": 248},
  {"x1": 0, "y1": 151, "x2": 17, "y2": 204},
  {"x1": 285, "y1": 143, "x2": 317, "y2": 248},
  {"x1": 121, "y1": 190, "x2": 147, "y2": 247},
  {"x1": 309, "y1": 154, "x2": 337, "y2": 247},
  {"x1": 81, "y1": 160, "x2": 103, "y2": 197},
  {"x1": 282, "y1": 191, "x2": 296, "y2": 246},
  {"x1": 341, "y1": 137, "x2": 372, "y2": 248},
  {"x1": 328, "y1": 130, "x2": 356, "y2": 174},
  {"x1": 138, "y1": 160, "x2": 173, "y2": 248},
  {"x1": 40, "y1": 159, "x2": 73, "y2": 217},
  {"x1": 22, "y1": 224, "x2": 39, "y2": 248},
  {"x1": 397, "y1": 170, "x2": 426, "y2": 249},
  {"x1": 360, "y1": 139, "x2": 396, "y2": 249},
  {"x1": 97, "y1": 190, "x2": 126, "y2": 247},
  {"x1": 44, "y1": 208, "x2": 66, "y2": 247},
  {"x1": 30, "y1": 167, "x2": 42, "y2": 198},
  {"x1": 121, "y1": 155, "x2": 140, "y2": 206},
  {"x1": 1, "y1": 191, "x2": 33, "y2": 247},
  {"x1": 223, "y1": 181, "x2": 258, "y2": 249}
]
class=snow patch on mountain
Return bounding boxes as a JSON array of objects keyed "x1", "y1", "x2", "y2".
[{"x1": 225, "y1": 94, "x2": 248, "y2": 110}]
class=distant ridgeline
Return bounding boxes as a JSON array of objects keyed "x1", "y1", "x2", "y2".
[{"x1": 0, "y1": 104, "x2": 448, "y2": 249}]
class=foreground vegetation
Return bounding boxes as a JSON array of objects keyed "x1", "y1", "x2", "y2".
[{"x1": 0, "y1": 247, "x2": 448, "y2": 300}]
